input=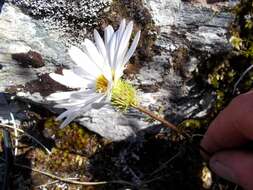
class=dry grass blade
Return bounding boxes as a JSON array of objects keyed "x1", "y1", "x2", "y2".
[
  {"x1": 15, "y1": 163, "x2": 135, "y2": 187},
  {"x1": 36, "y1": 178, "x2": 80, "y2": 189},
  {"x1": 148, "y1": 151, "x2": 181, "y2": 178},
  {"x1": 0, "y1": 123, "x2": 51, "y2": 155},
  {"x1": 10, "y1": 113, "x2": 18, "y2": 156},
  {"x1": 233, "y1": 64, "x2": 253, "y2": 94}
]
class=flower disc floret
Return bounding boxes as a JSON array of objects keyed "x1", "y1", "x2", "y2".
[
  {"x1": 96, "y1": 74, "x2": 108, "y2": 93},
  {"x1": 111, "y1": 79, "x2": 138, "y2": 111}
]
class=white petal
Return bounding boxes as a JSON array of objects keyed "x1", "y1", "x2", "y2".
[
  {"x1": 54, "y1": 99, "x2": 88, "y2": 109},
  {"x1": 47, "y1": 91, "x2": 75, "y2": 101},
  {"x1": 72, "y1": 67, "x2": 96, "y2": 81},
  {"x1": 56, "y1": 108, "x2": 79, "y2": 121},
  {"x1": 62, "y1": 69, "x2": 91, "y2": 88},
  {"x1": 113, "y1": 21, "x2": 134, "y2": 76},
  {"x1": 94, "y1": 29, "x2": 107, "y2": 61},
  {"x1": 57, "y1": 94, "x2": 105, "y2": 128},
  {"x1": 116, "y1": 21, "x2": 133, "y2": 61},
  {"x1": 114, "y1": 20, "x2": 126, "y2": 53},
  {"x1": 54, "y1": 102, "x2": 83, "y2": 109},
  {"x1": 83, "y1": 39, "x2": 111, "y2": 81},
  {"x1": 104, "y1": 25, "x2": 114, "y2": 47},
  {"x1": 50, "y1": 73, "x2": 83, "y2": 88},
  {"x1": 109, "y1": 33, "x2": 117, "y2": 69},
  {"x1": 92, "y1": 102, "x2": 107, "y2": 109},
  {"x1": 117, "y1": 19, "x2": 126, "y2": 43},
  {"x1": 123, "y1": 31, "x2": 140, "y2": 65},
  {"x1": 115, "y1": 30, "x2": 141, "y2": 80},
  {"x1": 70, "y1": 89, "x2": 95, "y2": 99},
  {"x1": 48, "y1": 90, "x2": 95, "y2": 105},
  {"x1": 94, "y1": 30, "x2": 111, "y2": 75},
  {"x1": 59, "y1": 111, "x2": 81, "y2": 128},
  {"x1": 68, "y1": 46, "x2": 101, "y2": 77},
  {"x1": 91, "y1": 94, "x2": 108, "y2": 109},
  {"x1": 56, "y1": 92, "x2": 102, "y2": 109}
]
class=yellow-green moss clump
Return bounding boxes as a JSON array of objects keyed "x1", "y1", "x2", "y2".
[
  {"x1": 232, "y1": 0, "x2": 253, "y2": 59},
  {"x1": 38, "y1": 118, "x2": 108, "y2": 173},
  {"x1": 212, "y1": 0, "x2": 253, "y2": 109},
  {"x1": 44, "y1": 118, "x2": 106, "y2": 155}
]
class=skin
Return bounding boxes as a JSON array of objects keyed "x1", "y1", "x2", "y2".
[{"x1": 201, "y1": 91, "x2": 253, "y2": 190}]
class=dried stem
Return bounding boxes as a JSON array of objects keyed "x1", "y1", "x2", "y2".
[
  {"x1": 131, "y1": 105, "x2": 180, "y2": 133},
  {"x1": 15, "y1": 163, "x2": 108, "y2": 186},
  {"x1": 132, "y1": 105, "x2": 211, "y2": 157},
  {"x1": 15, "y1": 162, "x2": 135, "y2": 187}
]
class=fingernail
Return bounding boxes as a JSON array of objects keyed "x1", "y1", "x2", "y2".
[{"x1": 210, "y1": 160, "x2": 236, "y2": 182}]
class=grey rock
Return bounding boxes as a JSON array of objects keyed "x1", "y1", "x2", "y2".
[
  {"x1": 143, "y1": 0, "x2": 181, "y2": 26},
  {"x1": 0, "y1": 3, "x2": 67, "y2": 92},
  {"x1": 10, "y1": 0, "x2": 110, "y2": 43},
  {"x1": 0, "y1": 1, "x2": 237, "y2": 140},
  {"x1": 141, "y1": 0, "x2": 235, "y2": 123},
  {"x1": 78, "y1": 106, "x2": 149, "y2": 141}
]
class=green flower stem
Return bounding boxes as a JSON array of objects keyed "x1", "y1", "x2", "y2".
[{"x1": 131, "y1": 105, "x2": 180, "y2": 133}]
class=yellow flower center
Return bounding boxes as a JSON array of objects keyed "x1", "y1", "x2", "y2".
[{"x1": 96, "y1": 74, "x2": 108, "y2": 93}]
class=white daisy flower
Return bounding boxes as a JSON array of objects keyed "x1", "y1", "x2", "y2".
[{"x1": 47, "y1": 19, "x2": 141, "y2": 128}]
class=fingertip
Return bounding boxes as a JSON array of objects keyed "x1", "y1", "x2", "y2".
[
  {"x1": 210, "y1": 150, "x2": 253, "y2": 190},
  {"x1": 201, "y1": 91, "x2": 253, "y2": 153}
]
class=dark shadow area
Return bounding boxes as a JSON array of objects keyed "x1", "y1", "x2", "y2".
[
  {"x1": 206, "y1": 0, "x2": 227, "y2": 3},
  {"x1": 0, "y1": 0, "x2": 4, "y2": 13},
  {"x1": 87, "y1": 122, "x2": 243, "y2": 190},
  {"x1": 0, "y1": 93, "x2": 57, "y2": 189},
  {"x1": 0, "y1": 134, "x2": 32, "y2": 190},
  {"x1": 0, "y1": 92, "x2": 56, "y2": 150},
  {"x1": 0, "y1": 90, "x2": 243, "y2": 190},
  {"x1": 88, "y1": 124, "x2": 207, "y2": 190}
]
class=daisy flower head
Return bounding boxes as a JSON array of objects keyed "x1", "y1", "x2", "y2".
[{"x1": 47, "y1": 19, "x2": 141, "y2": 128}]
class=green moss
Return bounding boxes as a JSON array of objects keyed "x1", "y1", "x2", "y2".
[
  {"x1": 181, "y1": 0, "x2": 253, "y2": 132},
  {"x1": 231, "y1": 0, "x2": 253, "y2": 58},
  {"x1": 38, "y1": 118, "x2": 110, "y2": 173},
  {"x1": 44, "y1": 118, "x2": 105, "y2": 155},
  {"x1": 179, "y1": 119, "x2": 202, "y2": 129}
]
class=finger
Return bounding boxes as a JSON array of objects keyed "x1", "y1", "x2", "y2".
[
  {"x1": 201, "y1": 91, "x2": 253, "y2": 154},
  {"x1": 210, "y1": 150, "x2": 253, "y2": 190}
]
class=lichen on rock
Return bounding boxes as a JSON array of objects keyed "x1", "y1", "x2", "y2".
[{"x1": 10, "y1": 0, "x2": 111, "y2": 43}]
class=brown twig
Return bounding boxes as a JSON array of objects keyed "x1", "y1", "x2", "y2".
[
  {"x1": 131, "y1": 105, "x2": 180, "y2": 133},
  {"x1": 132, "y1": 105, "x2": 211, "y2": 156}
]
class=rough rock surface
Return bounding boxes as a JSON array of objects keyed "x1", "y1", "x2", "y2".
[
  {"x1": 0, "y1": 1, "x2": 236, "y2": 140},
  {"x1": 10, "y1": 0, "x2": 110, "y2": 43},
  {"x1": 140, "y1": 0, "x2": 235, "y2": 122}
]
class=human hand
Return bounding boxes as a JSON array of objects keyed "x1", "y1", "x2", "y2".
[{"x1": 201, "y1": 91, "x2": 253, "y2": 190}]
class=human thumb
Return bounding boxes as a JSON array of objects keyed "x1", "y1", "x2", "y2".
[{"x1": 209, "y1": 150, "x2": 253, "y2": 190}]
